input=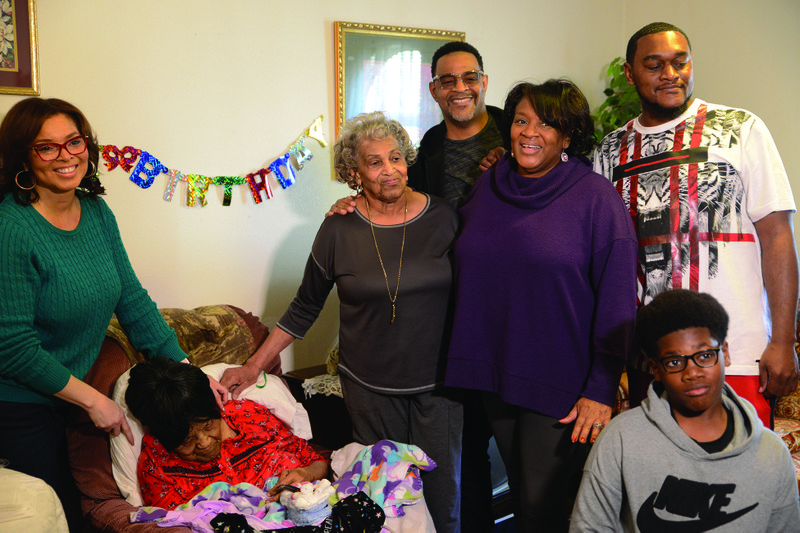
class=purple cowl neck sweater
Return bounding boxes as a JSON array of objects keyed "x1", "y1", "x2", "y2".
[{"x1": 445, "y1": 154, "x2": 638, "y2": 418}]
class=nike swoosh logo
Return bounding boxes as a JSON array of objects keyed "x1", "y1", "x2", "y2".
[{"x1": 636, "y1": 492, "x2": 759, "y2": 532}]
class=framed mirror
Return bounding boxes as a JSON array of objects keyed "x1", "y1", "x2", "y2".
[{"x1": 335, "y1": 21, "x2": 464, "y2": 145}]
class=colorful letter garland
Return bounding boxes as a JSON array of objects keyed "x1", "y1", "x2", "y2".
[{"x1": 100, "y1": 116, "x2": 327, "y2": 207}]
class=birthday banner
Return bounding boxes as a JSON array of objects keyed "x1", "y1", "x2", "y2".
[{"x1": 99, "y1": 115, "x2": 327, "y2": 207}]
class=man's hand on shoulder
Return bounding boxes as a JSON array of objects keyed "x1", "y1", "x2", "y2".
[
  {"x1": 325, "y1": 195, "x2": 359, "y2": 217},
  {"x1": 479, "y1": 147, "x2": 506, "y2": 172}
]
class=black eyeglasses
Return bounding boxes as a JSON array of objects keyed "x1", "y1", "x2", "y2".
[
  {"x1": 432, "y1": 70, "x2": 484, "y2": 90},
  {"x1": 657, "y1": 348, "x2": 720, "y2": 373},
  {"x1": 30, "y1": 135, "x2": 88, "y2": 161}
]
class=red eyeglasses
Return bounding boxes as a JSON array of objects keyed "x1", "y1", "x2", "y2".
[{"x1": 30, "y1": 135, "x2": 88, "y2": 161}]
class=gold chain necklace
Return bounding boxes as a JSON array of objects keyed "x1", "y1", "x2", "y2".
[{"x1": 364, "y1": 194, "x2": 407, "y2": 324}]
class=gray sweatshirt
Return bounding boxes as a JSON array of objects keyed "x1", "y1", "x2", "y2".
[{"x1": 570, "y1": 382, "x2": 800, "y2": 532}]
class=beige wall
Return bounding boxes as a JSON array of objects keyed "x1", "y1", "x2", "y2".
[{"x1": 4, "y1": 0, "x2": 797, "y2": 370}]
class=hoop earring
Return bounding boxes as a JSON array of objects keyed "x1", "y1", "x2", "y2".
[
  {"x1": 15, "y1": 169, "x2": 36, "y2": 190},
  {"x1": 84, "y1": 161, "x2": 97, "y2": 179},
  {"x1": 561, "y1": 151, "x2": 569, "y2": 162}
]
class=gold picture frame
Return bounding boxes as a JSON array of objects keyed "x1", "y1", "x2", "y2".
[
  {"x1": 335, "y1": 21, "x2": 464, "y2": 144},
  {"x1": 0, "y1": 0, "x2": 39, "y2": 95}
]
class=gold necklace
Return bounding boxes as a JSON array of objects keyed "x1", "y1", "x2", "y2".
[{"x1": 364, "y1": 194, "x2": 407, "y2": 324}]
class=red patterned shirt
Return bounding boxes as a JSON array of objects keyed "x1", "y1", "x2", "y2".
[{"x1": 138, "y1": 399, "x2": 323, "y2": 509}]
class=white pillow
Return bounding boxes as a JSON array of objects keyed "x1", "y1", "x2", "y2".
[
  {"x1": 200, "y1": 363, "x2": 313, "y2": 441},
  {"x1": 109, "y1": 370, "x2": 146, "y2": 506},
  {"x1": 110, "y1": 363, "x2": 313, "y2": 507}
]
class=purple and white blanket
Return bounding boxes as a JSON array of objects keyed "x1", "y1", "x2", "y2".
[{"x1": 130, "y1": 440, "x2": 436, "y2": 532}]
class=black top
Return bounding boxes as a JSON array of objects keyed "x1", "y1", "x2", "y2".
[
  {"x1": 407, "y1": 105, "x2": 504, "y2": 205},
  {"x1": 694, "y1": 406, "x2": 736, "y2": 454},
  {"x1": 278, "y1": 195, "x2": 458, "y2": 394}
]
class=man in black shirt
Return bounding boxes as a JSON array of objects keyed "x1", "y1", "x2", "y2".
[{"x1": 407, "y1": 41, "x2": 503, "y2": 209}]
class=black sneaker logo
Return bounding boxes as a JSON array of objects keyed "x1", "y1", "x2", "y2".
[{"x1": 636, "y1": 475, "x2": 758, "y2": 532}]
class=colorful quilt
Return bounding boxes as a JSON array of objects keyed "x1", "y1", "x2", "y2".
[
  {"x1": 331, "y1": 440, "x2": 435, "y2": 517},
  {"x1": 129, "y1": 440, "x2": 435, "y2": 532}
]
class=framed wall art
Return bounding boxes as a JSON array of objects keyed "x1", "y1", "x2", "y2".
[
  {"x1": 335, "y1": 21, "x2": 464, "y2": 144},
  {"x1": 0, "y1": 0, "x2": 39, "y2": 95}
]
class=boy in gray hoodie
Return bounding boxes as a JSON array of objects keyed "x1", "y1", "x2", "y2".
[{"x1": 570, "y1": 289, "x2": 800, "y2": 532}]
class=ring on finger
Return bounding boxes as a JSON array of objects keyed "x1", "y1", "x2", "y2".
[{"x1": 593, "y1": 422, "x2": 604, "y2": 430}]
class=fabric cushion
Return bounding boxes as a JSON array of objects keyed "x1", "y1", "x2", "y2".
[
  {"x1": 775, "y1": 417, "x2": 800, "y2": 454},
  {"x1": 0, "y1": 468, "x2": 69, "y2": 532},
  {"x1": 777, "y1": 388, "x2": 800, "y2": 421}
]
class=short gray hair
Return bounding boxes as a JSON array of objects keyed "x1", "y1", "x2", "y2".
[{"x1": 333, "y1": 112, "x2": 416, "y2": 190}]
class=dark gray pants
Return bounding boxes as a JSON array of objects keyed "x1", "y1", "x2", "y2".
[
  {"x1": 340, "y1": 373, "x2": 463, "y2": 533},
  {"x1": 483, "y1": 392, "x2": 590, "y2": 532}
]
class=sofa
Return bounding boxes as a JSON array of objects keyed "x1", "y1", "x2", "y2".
[{"x1": 65, "y1": 304, "x2": 271, "y2": 532}]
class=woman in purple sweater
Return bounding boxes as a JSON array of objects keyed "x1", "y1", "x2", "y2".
[{"x1": 445, "y1": 79, "x2": 638, "y2": 531}]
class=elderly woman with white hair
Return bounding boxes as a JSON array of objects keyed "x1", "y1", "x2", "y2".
[{"x1": 220, "y1": 112, "x2": 463, "y2": 533}]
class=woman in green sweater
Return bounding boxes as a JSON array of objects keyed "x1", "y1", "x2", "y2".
[{"x1": 0, "y1": 98, "x2": 224, "y2": 496}]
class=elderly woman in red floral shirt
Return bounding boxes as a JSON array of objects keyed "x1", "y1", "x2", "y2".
[{"x1": 126, "y1": 357, "x2": 327, "y2": 510}]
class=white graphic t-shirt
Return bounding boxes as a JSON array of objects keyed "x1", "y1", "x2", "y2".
[{"x1": 594, "y1": 99, "x2": 795, "y2": 375}]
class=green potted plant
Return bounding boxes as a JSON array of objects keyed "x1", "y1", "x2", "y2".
[{"x1": 593, "y1": 57, "x2": 640, "y2": 142}]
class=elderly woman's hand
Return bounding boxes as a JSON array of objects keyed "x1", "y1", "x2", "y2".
[
  {"x1": 266, "y1": 460, "x2": 329, "y2": 501},
  {"x1": 478, "y1": 146, "x2": 506, "y2": 172},
  {"x1": 558, "y1": 397, "x2": 612, "y2": 444},
  {"x1": 219, "y1": 362, "x2": 264, "y2": 399}
]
